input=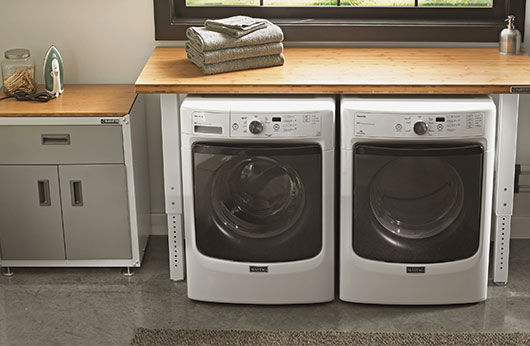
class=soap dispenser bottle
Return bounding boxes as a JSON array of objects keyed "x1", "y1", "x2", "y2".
[{"x1": 499, "y1": 15, "x2": 521, "y2": 55}]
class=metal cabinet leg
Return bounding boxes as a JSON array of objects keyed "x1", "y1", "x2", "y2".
[
  {"x1": 121, "y1": 267, "x2": 135, "y2": 277},
  {"x1": 1, "y1": 267, "x2": 14, "y2": 277},
  {"x1": 168, "y1": 214, "x2": 185, "y2": 281},
  {"x1": 493, "y1": 94, "x2": 520, "y2": 285}
]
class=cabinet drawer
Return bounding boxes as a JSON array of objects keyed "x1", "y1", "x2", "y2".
[{"x1": 0, "y1": 125, "x2": 124, "y2": 164}]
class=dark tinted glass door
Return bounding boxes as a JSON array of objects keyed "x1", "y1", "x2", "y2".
[
  {"x1": 193, "y1": 143, "x2": 322, "y2": 262},
  {"x1": 353, "y1": 144, "x2": 483, "y2": 263}
]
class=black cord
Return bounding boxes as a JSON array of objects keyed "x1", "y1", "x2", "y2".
[{"x1": 0, "y1": 89, "x2": 55, "y2": 102}]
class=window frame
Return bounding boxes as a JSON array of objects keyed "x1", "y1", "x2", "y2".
[{"x1": 154, "y1": 0, "x2": 525, "y2": 42}]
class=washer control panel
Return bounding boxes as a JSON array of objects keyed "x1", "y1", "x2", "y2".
[
  {"x1": 354, "y1": 112, "x2": 484, "y2": 138},
  {"x1": 230, "y1": 113, "x2": 322, "y2": 137}
]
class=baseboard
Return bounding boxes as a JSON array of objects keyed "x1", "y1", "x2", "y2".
[{"x1": 151, "y1": 213, "x2": 168, "y2": 235}]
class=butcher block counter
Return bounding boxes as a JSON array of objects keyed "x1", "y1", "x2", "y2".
[
  {"x1": 0, "y1": 85, "x2": 136, "y2": 117},
  {"x1": 135, "y1": 47, "x2": 530, "y2": 94}
]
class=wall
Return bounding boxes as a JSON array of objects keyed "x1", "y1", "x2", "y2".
[
  {"x1": 0, "y1": 0, "x2": 175, "y2": 234},
  {"x1": 1, "y1": 0, "x2": 530, "y2": 237}
]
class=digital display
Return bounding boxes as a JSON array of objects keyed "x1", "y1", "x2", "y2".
[
  {"x1": 436, "y1": 117, "x2": 445, "y2": 122},
  {"x1": 272, "y1": 117, "x2": 282, "y2": 122}
]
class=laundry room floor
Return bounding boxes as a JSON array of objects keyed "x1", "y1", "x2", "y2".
[{"x1": 0, "y1": 236, "x2": 529, "y2": 345}]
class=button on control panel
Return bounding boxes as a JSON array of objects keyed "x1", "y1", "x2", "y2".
[
  {"x1": 354, "y1": 112, "x2": 484, "y2": 138},
  {"x1": 230, "y1": 113, "x2": 322, "y2": 137}
]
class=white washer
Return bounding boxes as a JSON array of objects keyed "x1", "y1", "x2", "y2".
[
  {"x1": 181, "y1": 96, "x2": 335, "y2": 304},
  {"x1": 340, "y1": 96, "x2": 496, "y2": 305}
]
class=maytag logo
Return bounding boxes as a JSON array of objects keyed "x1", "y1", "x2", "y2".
[
  {"x1": 101, "y1": 119, "x2": 120, "y2": 124},
  {"x1": 406, "y1": 266, "x2": 425, "y2": 274},
  {"x1": 249, "y1": 266, "x2": 268, "y2": 273}
]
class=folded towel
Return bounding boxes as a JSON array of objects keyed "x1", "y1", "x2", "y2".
[
  {"x1": 186, "y1": 42, "x2": 283, "y2": 65},
  {"x1": 205, "y1": 16, "x2": 269, "y2": 38},
  {"x1": 186, "y1": 23, "x2": 284, "y2": 52},
  {"x1": 188, "y1": 53, "x2": 285, "y2": 75}
]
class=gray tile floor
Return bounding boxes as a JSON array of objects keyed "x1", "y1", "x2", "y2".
[{"x1": 0, "y1": 236, "x2": 529, "y2": 345}]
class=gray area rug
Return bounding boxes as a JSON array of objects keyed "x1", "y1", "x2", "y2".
[{"x1": 132, "y1": 328, "x2": 530, "y2": 345}]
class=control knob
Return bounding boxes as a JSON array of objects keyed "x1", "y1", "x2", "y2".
[
  {"x1": 413, "y1": 121, "x2": 428, "y2": 135},
  {"x1": 249, "y1": 120, "x2": 264, "y2": 134}
]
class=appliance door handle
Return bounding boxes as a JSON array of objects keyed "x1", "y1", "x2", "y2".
[
  {"x1": 70, "y1": 180, "x2": 84, "y2": 207},
  {"x1": 354, "y1": 144, "x2": 484, "y2": 157},
  {"x1": 41, "y1": 134, "x2": 71, "y2": 145},
  {"x1": 37, "y1": 180, "x2": 51, "y2": 206},
  {"x1": 193, "y1": 143, "x2": 321, "y2": 156}
]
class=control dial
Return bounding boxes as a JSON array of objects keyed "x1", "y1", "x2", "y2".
[
  {"x1": 413, "y1": 121, "x2": 428, "y2": 135},
  {"x1": 248, "y1": 120, "x2": 264, "y2": 134}
]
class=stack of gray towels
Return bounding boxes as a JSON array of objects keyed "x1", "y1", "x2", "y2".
[{"x1": 186, "y1": 16, "x2": 284, "y2": 75}]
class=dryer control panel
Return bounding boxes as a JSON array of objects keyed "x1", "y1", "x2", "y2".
[
  {"x1": 230, "y1": 113, "x2": 322, "y2": 137},
  {"x1": 354, "y1": 112, "x2": 485, "y2": 138}
]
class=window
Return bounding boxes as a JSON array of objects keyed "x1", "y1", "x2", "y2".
[
  {"x1": 187, "y1": 0, "x2": 493, "y2": 7},
  {"x1": 154, "y1": 0, "x2": 525, "y2": 41}
]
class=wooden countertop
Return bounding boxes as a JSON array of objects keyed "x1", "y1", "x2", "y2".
[
  {"x1": 135, "y1": 47, "x2": 530, "y2": 94},
  {"x1": 0, "y1": 84, "x2": 136, "y2": 117}
]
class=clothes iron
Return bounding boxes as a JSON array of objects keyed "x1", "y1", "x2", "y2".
[{"x1": 43, "y1": 45, "x2": 64, "y2": 97}]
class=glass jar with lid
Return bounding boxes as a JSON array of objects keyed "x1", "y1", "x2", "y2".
[{"x1": 1, "y1": 48, "x2": 36, "y2": 96}]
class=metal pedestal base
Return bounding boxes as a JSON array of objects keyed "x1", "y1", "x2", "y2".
[
  {"x1": 121, "y1": 267, "x2": 135, "y2": 277},
  {"x1": 1, "y1": 267, "x2": 14, "y2": 277}
]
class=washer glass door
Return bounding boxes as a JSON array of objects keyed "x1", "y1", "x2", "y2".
[
  {"x1": 193, "y1": 143, "x2": 323, "y2": 262},
  {"x1": 353, "y1": 144, "x2": 484, "y2": 263}
]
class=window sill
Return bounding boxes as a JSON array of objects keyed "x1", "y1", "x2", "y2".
[{"x1": 158, "y1": 18, "x2": 504, "y2": 42}]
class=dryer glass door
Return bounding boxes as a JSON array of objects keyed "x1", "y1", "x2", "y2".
[
  {"x1": 193, "y1": 143, "x2": 323, "y2": 262},
  {"x1": 353, "y1": 144, "x2": 484, "y2": 263}
]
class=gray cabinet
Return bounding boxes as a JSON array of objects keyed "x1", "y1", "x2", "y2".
[
  {"x1": 0, "y1": 166, "x2": 66, "y2": 260},
  {"x1": 0, "y1": 95, "x2": 151, "y2": 269},
  {"x1": 0, "y1": 164, "x2": 132, "y2": 261},
  {"x1": 59, "y1": 165, "x2": 132, "y2": 259}
]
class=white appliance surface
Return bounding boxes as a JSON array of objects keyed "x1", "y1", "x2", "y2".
[
  {"x1": 181, "y1": 96, "x2": 335, "y2": 304},
  {"x1": 340, "y1": 96, "x2": 496, "y2": 305}
]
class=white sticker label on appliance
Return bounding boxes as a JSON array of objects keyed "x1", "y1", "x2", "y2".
[{"x1": 192, "y1": 112, "x2": 206, "y2": 123}]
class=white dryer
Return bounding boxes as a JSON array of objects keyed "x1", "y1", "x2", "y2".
[
  {"x1": 340, "y1": 96, "x2": 496, "y2": 305},
  {"x1": 181, "y1": 96, "x2": 335, "y2": 304}
]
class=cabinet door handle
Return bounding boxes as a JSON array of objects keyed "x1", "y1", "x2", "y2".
[
  {"x1": 70, "y1": 180, "x2": 84, "y2": 207},
  {"x1": 37, "y1": 180, "x2": 51, "y2": 206},
  {"x1": 41, "y1": 134, "x2": 70, "y2": 145}
]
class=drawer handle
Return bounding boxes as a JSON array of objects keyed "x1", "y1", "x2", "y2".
[
  {"x1": 41, "y1": 134, "x2": 70, "y2": 145},
  {"x1": 70, "y1": 180, "x2": 84, "y2": 207},
  {"x1": 37, "y1": 180, "x2": 51, "y2": 206}
]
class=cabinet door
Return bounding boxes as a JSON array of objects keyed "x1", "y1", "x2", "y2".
[
  {"x1": 59, "y1": 165, "x2": 132, "y2": 259},
  {"x1": 0, "y1": 166, "x2": 65, "y2": 260}
]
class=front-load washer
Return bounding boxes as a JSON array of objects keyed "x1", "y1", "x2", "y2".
[
  {"x1": 181, "y1": 96, "x2": 335, "y2": 304},
  {"x1": 340, "y1": 96, "x2": 496, "y2": 305}
]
